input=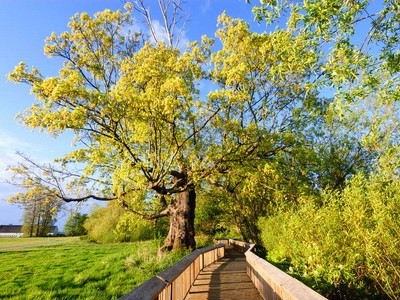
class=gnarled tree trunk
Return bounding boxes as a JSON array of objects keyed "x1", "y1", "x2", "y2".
[{"x1": 163, "y1": 171, "x2": 196, "y2": 251}]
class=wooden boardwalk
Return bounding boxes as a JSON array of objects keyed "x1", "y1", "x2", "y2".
[{"x1": 185, "y1": 246, "x2": 263, "y2": 300}]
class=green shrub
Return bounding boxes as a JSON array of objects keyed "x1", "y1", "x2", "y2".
[
  {"x1": 84, "y1": 203, "x2": 123, "y2": 243},
  {"x1": 115, "y1": 214, "x2": 169, "y2": 242},
  {"x1": 259, "y1": 171, "x2": 400, "y2": 299},
  {"x1": 64, "y1": 213, "x2": 88, "y2": 236},
  {"x1": 84, "y1": 202, "x2": 169, "y2": 243}
]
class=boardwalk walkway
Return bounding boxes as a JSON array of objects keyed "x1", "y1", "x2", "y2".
[{"x1": 185, "y1": 246, "x2": 263, "y2": 300}]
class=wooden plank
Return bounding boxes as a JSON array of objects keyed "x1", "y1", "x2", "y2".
[
  {"x1": 186, "y1": 247, "x2": 263, "y2": 300},
  {"x1": 120, "y1": 244, "x2": 225, "y2": 300},
  {"x1": 158, "y1": 251, "x2": 199, "y2": 283},
  {"x1": 159, "y1": 283, "x2": 172, "y2": 300},
  {"x1": 121, "y1": 240, "x2": 325, "y2": 300},
  {"x1": 246, "y1": 251, "x2": 288, "y2": 299},
  {"x1": 158, "y1": 244, "x2": 225, "y2": 283}
]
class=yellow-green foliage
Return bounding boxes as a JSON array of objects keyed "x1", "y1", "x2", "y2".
[
  {"x1": 84, "y1": 202, "x2": 124, "y2": 243},
  {"x1": 84, "y1": 202, "x2": 168, "y2": 243},
  {"x1": 259, "y1": 167, "x2": 400, "y2": 299},
  {"x1": 115, "y1": 213, "x2": 169, "y2": 242}
]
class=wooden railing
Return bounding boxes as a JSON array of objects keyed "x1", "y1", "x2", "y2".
[
  {"x1": 120, "y1": 238, "x2": 326, "y2": 300},
  {"x1": 119, "y1": 243, "x2": 225, "y2": 300},
  {"x1": 216, "y1": 238, "x2": 327, "y2": 300}
]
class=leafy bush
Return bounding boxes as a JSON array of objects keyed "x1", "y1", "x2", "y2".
[
  {"x1": 84, "y1": 202, "x2": 168, "y2": 243},
  {"x1": 64, "y1": 213, "x2": 88, "y2": 236},
  {"x1": 84, "y1": 202, "x2": 123, "y2": 243},
  {"x1": 259, "y1": 170, "x2": 400, "y2": 299},
  {"x1": 115, "y1": 213, "x2": 169, "y2": 242}
]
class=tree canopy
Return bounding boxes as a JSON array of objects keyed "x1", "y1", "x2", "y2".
[
  {"x1": 8, "y1": 1, "x2": 320, "y2": 249},
  {"x1": 7, "y1": 0, "x2": 399, "y2": 254}
]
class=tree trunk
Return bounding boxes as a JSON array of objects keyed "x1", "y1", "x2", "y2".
[
  {"x1": 29, "y1": 208, "x2": 35, "y2": 237},
  {"x1": 163, "y1": 171, "x2": 196, "y2": 251},
  {"x1": 36, "y1": 214, "x2": 41, "y2": 237}
]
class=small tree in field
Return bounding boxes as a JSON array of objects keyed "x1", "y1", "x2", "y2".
[
  {"x1": 64, "y1": 213, "x2": 88, "y2": 236},
  {"x1": 8, "y1": 184, "x2": 60, "y2": 237}
]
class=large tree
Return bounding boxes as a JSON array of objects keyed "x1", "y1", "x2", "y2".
[
  {"x1": 8, "y1": 2, "x2": 321, "y2": 250},
  {"x1": 9, "y1": 3, "x2": 204, "y2": 250}
]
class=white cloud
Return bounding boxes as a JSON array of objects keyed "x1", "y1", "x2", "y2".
[
  {"x1": 176, "y1": 30, "x2": 190, "y2": 52},
  {"x1": 149, "y1": 19, "x2": 166, "y2": 44},
  {"x1": 0, "y1": 131, "x2": 31, "y2": 150},
  {"x1": 0, "y1": 131, "x2": 65, "y2": 226},
  {"x1": 0, "y1": 182, "x2": 19, "y2": 201}
]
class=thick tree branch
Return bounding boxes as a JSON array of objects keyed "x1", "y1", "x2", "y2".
[
  {"x1": 118, "y1": 199, "x2": 170, "y2": 220},
  {"x1": 59, "y1": 194, "x2": 118, "y2": 202}
]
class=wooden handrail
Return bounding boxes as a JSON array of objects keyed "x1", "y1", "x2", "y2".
[
  {"x1": 215, "y1": 238, "x2": 327, "y2": 300},
  {"x1": 120, "y1": 238, "x2": 326, "y2": 300},
  {"x1": 119, "y1": 243, "x2": 225, "y2": 300}
]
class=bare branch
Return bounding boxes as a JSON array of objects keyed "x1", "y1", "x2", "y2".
[{"x1": 134, "y1": 0, "x2": 189, "y2": 48}]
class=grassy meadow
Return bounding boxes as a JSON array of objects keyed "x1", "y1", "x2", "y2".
[
  {"x1": 0, "y1": 237, "x2": 77, "y2": 249},
  {"x1": 0, "y1": 237, "x2": 187, "y2": 299}
]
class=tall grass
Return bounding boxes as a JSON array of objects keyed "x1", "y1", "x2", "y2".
[{"x1": 0, "y1": 238, "x2": 187, "y2": 299}]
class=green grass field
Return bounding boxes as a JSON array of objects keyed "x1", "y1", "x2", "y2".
[
  {"x1": 0, "y1": 237, "x2": 187, "y2": 299},
  {"x1": 0, "y1": 237, "x2": 77, "y2": 249}
]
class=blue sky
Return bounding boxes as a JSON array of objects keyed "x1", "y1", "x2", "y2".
[{"x1": 0, "y1": 0, "x2": 259, "y2": 229}]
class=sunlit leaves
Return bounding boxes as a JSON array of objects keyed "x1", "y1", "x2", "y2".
[
  {"x1": 206, "y1": 12, "x2": 320, "y2": 169},
  {"x1": 259, "y1": 164, "x2": 400, "y2": 298},
  {"x1": 8, "y1": 184, "x2": 62, "y2": 237},
  {"x1": 8, "y1": 4, "x2": 216, "y2": 223}
]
